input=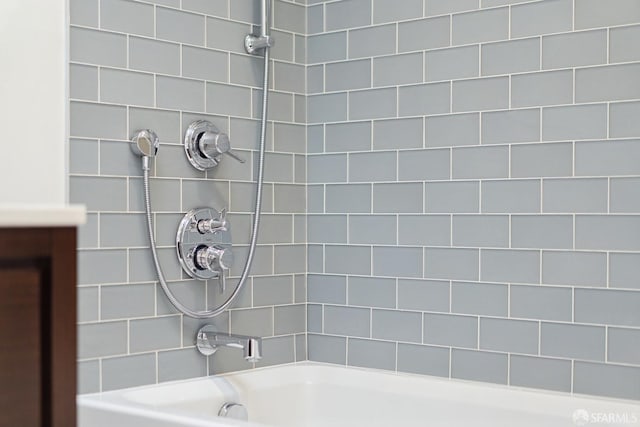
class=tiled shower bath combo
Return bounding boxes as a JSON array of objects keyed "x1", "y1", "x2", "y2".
[{"x1": 70, "y1": 0, "x2": 640, "y2": 402}]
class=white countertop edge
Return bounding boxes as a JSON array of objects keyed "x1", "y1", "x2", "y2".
[{"x1": 0, "y1": 204, "x2": 87, "y2": 227}]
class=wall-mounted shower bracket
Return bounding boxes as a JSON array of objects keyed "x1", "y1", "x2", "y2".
[
  {"x1": 176, "y1": 207, "x2": 233, "y2": 292},
  {"x1": 184, "y1": 120, "x2": 244, "y2": 171}
]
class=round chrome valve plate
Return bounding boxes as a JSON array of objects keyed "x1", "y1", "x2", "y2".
[{"x1": 184, "y1": 120, "x2": 221, "y2": 171}]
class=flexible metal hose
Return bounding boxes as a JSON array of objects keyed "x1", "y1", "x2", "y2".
[{"x1": 143, "y1": 49, "x2": 270, "y2": 319}]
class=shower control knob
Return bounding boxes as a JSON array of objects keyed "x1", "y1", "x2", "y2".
[
  {"x1": 195, "y1": 246, "x2": 233, "y2": 272},
  {"x1": 197, "y1": 209, "x2": 228, "y2": 233},
  {"x1": 184, "y1": 120, "x2": 245, "y2": 171}
]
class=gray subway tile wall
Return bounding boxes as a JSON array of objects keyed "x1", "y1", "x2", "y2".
[
  {"x1": 71, "y1": 0, "x2": 640, "y2": 402},
  {"x1": 304, "y1": 0, "x2": 640, "y2": 402}
]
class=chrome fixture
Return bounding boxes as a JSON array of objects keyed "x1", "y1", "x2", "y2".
[
  {"x1": 244, "y1": 0, "x2": 274, "y2": 54},
  {"x1": 196, "y1": 325, "x2": 262, "y2": 363},
  {"x1": 218, "y1": 402, "x2": 249, "y2": 421},
  {"x1": 130, "y1": 129, "x2": 159, "y2": 159},
  {"x1": 184, "y1": 120, "x2": 245, "y2": 171},
  {"x1": 176, "y1": 207, "x2": 233, "y2": 292}
]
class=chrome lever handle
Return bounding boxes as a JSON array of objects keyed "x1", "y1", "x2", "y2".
[{"x1": 224, "y1": 149, "x2": 246, "y2": 164}]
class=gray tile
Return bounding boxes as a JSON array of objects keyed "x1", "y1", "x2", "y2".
[
  {"x1": 425, "y1": 45, "x2": 479, "y2": 82},
  {"x1": 325, "y1": 245, "x2": 371, "y2": 275},
  {"x1": 308, "y1": 185, "x2": 324, "y2": 213},
  {"x1": 325, "y1": 59, "x2": 371, "y2": 91},
  {"x1": 101, "y1": 139, "x2": 142, "y2": 177},
  {"x1": 100, "y1": 68, "x2": 154, "y2": 107},
  {"x1": 348, "y1": 276, "x2": 396, "y2": 308},
  {"x1": 130, "y1": 316, "x2": 181, "y2": 353},
  {"x1": 575, "y1": 288, "x2": 640, "y2": 327},
  {"x1": 308, "y1": 4, "x2": 324, "y2": 34},
  {"x1": 78, "y1": 360, "x2": 100, "y2": 394},
  {"x1": 575, "y1": 0, "x2": 640, "y2": 30},
  {"x1": 129, "y1": 178, "x2": 181, "y2": 213},
  {"x1": 206, "y1": 17, "x2": 251, "y2": 54},
  {"x1": 326, "y1": 184, "x2": 372, "y2": 213},
  {"x1": 511, "y1": 143, "x2": 573, "y2": 179},
  {"x1": 350, "y1": 88, "x2": 397, "y2": 120},
  {"x1": 452, "y1": 349, "x2": 508, "y2": 385},
  {"x1": 399, "y1": 16, "x2": 450, "y2": 52},
  {"x1": 482, "y1": 109, "x2": 540, "y2": 145},
  {"x1": 101, "y1": 283, "x2": 155, "y2": 320},
  {"x1": 576, "y1": 63, "x2": 640, "y2": 103},
  {"x1": 70, "y1": 64, "x2": 98, "y2": 101},
  {"x1": 425, "y1": 248, "x2": 479, "y2": 281},
  {"x1": 574, "y1": 361, "x2": 640, "y2": 401},
  {"x1": 159, "y1": 281, "x2": 206, "y2": 316},
  {"x1": 348, "y1": 338, "x2": 396, "y2": 371},
  {"x1": 452, "y1": 282, "x2": 508, "y2": 317},
  {"x1": 425, "y1": 113, "x2": 479, "y2": 147},
  {"x1": 101, "y1": 0, "x2": 154, "y2": 36},
  {"x1": 230, "y1": 307, "x2": 273, "y2": 337},
  {"x1": 398, "y1": 215, "x2": 451, "y2": 246},
  {"x1": 101, "y1": 353, "x2": 156, "y2": 392},
  {"x1": 71, "y1": 176, "x2": 127, "y2": 212},
  {"x1": 256, "y1": 214, "x2": 293, "y2": 244},
  {"x1": 70, "y1": 0, "x2": 98, "y2": 26},
  {"x1": 325, "y1": 0, "x2": 371, "y2": 31},
  {"x1": 308, "y1": 215, "x2": 348, "y2": 244},
  {"x1": 399, "y1": 82, "x2": 450, "y2": 117},
  {"x1": 130, "y1": 107, "x2": 181, "y2": 144},
  {"x1": 229, "y1": 0, "x2": 259, "y2": 23},
  {"x1": 349, "y1": 215, "x2": 396, "y2": 245},
  {"x1": 70, "y1": 102, "x2": 127, "y2": 139},
  {"x1": 543, "y1": 178, "x2": 608, "y2": 213},
  {"x1": 542, "y1": 30, "x2": 607, "y2": 69},
  {"x1": 308, "y1": 93, "x2": 348, "y2": 123},
  {"x1": 610, "y1": 101, "x2": 640, "y2": 139},
  {"x1": 182, "y1": 0, "x2": 227, "y2": 16},
  {"x1": 453, "y1": 77, "x2": 509, "y2": 113},
  {"x1": 158, "y1": 348, "x2": 207, "y2": 383},
  {"x1": 374, "y1": 118, "x2": 423, "y2": 150},
  {"x1": 129, "y1": 37, "x2": 180, "y2": 75},
  {"x1": 374, "y1": 53, "x2": 423, "y2": 87},
  {"x1": 510, "y1": 355, "x2": 571, "y2": 393},
  {"x1": 324, "y1": 305, "x2": 370, "y2": 337},
  {"x1": 542, "y1": 251, "x2": 607, "y2": 287},
  {"x1": 273, "y1": 62, "x2": 306, "y2": 94},
  {"x1": 182, "y1": 46, "x2": 228, "y2": 83},
  {"x1": 308, "y1": 274, "x2": 346, "y2": 304},
  {"x1": 274, "y1": 305, "x2": 305, "y2": 335},
  {"x1": 482, "y1": 180, "x2": 540, "y2": 213},
  {"x1": 274, "y1": 184, "x2": 306, "y2": 213},
  {"x1": 253, "y1": 276, "x2": 294, "y2": 306},
  {"x1": 295, "y1": 334, "x2": 306, "y2": 362},
  {"x1": 274, "y1": 244, "x2": 305, "y2": 274},
  {"x1": 206, "y1": 83, "x2": 251, "y2": 118},
  {"x1": 424, "y1": 313, "x2": 477, "y2": 348},
  {"x1": 541, "y1": 322, "x2": 605, "y2": 361},
  {"x1": 374, "y1": 0, "x2": 422, "y2": 23},
  {"x1": 349, "y1": 24, "x2": 396, "y2": 59},
  {"x1": 350, "y1": 152, "x2": 397, "y2": 182},
  {"x1": 576, "y1": 139, "x2": 640, "y2": 177},
  {"x1": 273, "y1": 1, "x2": 305, "y2": 34},
  {"x1": 326, "y1": 122, "x2": 372, "y2": 152},
  {"x1": 610, "y1": 25, "x2": 640, "y2": 63},
  {"x1": 482, "y1": 38, "x2": 540, "y2": 76},
  {"x1": 307, "y1": 65, "x2": 324, "y2": 95},
  {"x1": 307, "y1": 32, "x2": 347, "y2": 64},
  {"x1": 77, "y1": 250, "x2": 127, "y2": 285},
  {"x1": 373, "y1": 309, "x2": 422, "y2": 343},
  {"x1": 373, "y1": 247, "x2": 423, "y2": 278},
  {"x1": 511, "y1": 0, "x2": 573, "y2": 38},
  {"x1": 481, "y1": 249, "x2": 540, "y2": 284},
  {"x1": 78, "y1": 321, "x2": 127, "y2": 359},
  {"x1": 308, "y1": 304, "x2": 322, "y2": 333},
  {"x1": 308, "y1": 154, "x2": 347, "y2": 183},
  {"x1": 255, "y1": 336, "x2": 296, "y2": 368},
  {"x1": 70, "y1": 27, "x2": 127, "y2": 67},
  {"x1": 426, "y1": 181, "x2": 480, "y2": 213},
  {"x1": 452, "y1": 215, "x2": 509, "y2": 248},
  {"x1": 576, "y1": 215, "x2": 640, "y2": 251},
  {"x1": 609, "y1": 328, "x2": 640, "y2": 365},
  {"x1": 78, "y1": 214, "x2": 99, "y2": 250},
  {"x1": 510, "y1": 285, "x2": 572, "y2": 321},
  {"x1": 426, "y1": 0, "x2": 478, "y2": 16},
  {"x1": 129, "y1": 246, "x2": 182, "y2": 283},
  {"x1": 70, "y1": 139, "x2": 99, "y2": 175},
  {"x1": 399, "y1": 149, "x2": 450, "y2": 181},
  {"x1": 452, "y1": 8, "x2": 509, "y2": 45},
  {"x1": 271, "y1": 30, "x2": 294, "y2": 63},
  {"x1": 308, "y1": 334, "x2": 346, "y2": 365},
  {"x1": 230, "y1": 54, "x2": 262, "y2": 88},
  {"x1": 511, "y1": 215, "x2": 573, "y2": 250},
  {"x1": 398, "y1": 279, "x2": 450, "y2": 312},
  {"x1": 398, "y1": 344, "x2": 450, "y2": 377},
  {"x1": 610, "y1": 253, "x2": 640, "y2": 290},
  {"x1": 480, "y1": 318, "x2": 538, "y2": 355},
  {"x1": 373, "y1": 183, "x2": 423, "y2": 213},
  {"x1": 511, "y1": 70, "x2": 573, "y2": 108},
  {"x1": 78, "y1": 287, "x2": 99, "y2": 323},
  {"x1": 181, "y1": 179, "x2": 228, "y2": 213},
  {"x1": 452, "y1": 145, "x2": 509, "y2": 179},
  {"x1": 274, "y1": 123, "x2": 306, "y2": 154}
]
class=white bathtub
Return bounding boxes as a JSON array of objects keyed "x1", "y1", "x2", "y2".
[{"x1": 78, "y1": 362, "x2": 640, "y2": 427}]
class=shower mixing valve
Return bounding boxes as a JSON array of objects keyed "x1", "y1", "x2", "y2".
[{"x1": 184, "y1": 120, "x2": 245, "y2": 171}]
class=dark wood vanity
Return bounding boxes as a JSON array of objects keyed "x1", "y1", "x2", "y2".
[{"x1": 0, "y1": 227, "x2": 77, "y2": 427}]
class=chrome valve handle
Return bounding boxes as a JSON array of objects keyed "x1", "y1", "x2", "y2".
[
  {"x1": 184, "y1": 120, "x2": 244, "y2": 171},
  {"x1": 197, "y1": 208, "x2": 228, "y2": 233},
  {"x1": 194, "y1": 245, "x2": 233, "y2": 293}
]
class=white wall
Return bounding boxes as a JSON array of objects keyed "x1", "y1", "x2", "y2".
[{"x1": 0, "y1": 0, "x2": 67, "y2": 205}]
